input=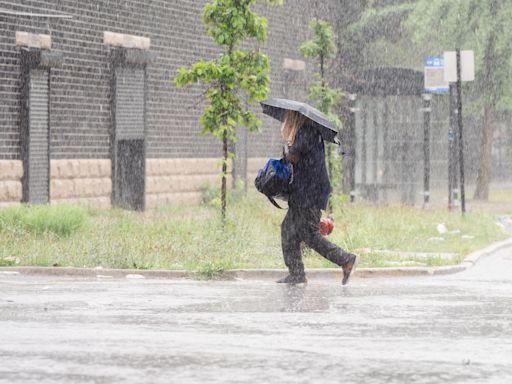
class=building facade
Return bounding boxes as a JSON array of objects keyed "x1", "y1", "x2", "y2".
[{"x1": 1, "y1": 0, "x2": 337, "y2": 209}]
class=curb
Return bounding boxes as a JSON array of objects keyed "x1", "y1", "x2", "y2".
[{"x1": 2, "y1": 237, "x2": 512, "y2": 281}]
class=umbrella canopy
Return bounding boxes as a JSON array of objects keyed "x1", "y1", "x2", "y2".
[{"x1": 260, "y1": 98, "x2": 340, "y2": 144}]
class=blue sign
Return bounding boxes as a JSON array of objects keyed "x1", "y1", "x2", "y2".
[
  {"x1": 424, "y1": 55, "x2": 449, "y2": 93},
  {"x1": 424, "y1": 56, "x2": 444, "y2": 67}
]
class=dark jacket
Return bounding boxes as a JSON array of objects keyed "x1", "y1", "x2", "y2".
[{"x1": 287, "y1": 123, "x2": 331, "y2": 210}]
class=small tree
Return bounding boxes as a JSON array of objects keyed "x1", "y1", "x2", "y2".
[
  {"x1": 300, "y1": 19, "x2": 343, "y2": 211},
  {"x1": 176, "y1": 0, "x2": 282, "y2": 222}
]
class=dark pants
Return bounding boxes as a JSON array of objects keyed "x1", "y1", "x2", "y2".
[{"x1": 281, "y1": 205, "x2": 350, "y2": 276}]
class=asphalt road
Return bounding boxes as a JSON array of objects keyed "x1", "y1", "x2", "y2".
[{"x1": 1, "y1": 247, "x2": 512, "y2": 384}]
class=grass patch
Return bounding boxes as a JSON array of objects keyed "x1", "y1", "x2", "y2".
[
  {"x1": 0, "y1": 204, "x2": 87, "y2": 237},
  {"x1": 489, "y1": 188, "x2": 512, "y2": 204},
  {"x1": 0, "y1": 193, "x2": 509, "y2": 272}
]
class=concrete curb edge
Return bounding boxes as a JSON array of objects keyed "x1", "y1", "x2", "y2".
[{"x1": 2, "y1": 237, "x2": 512, "y2": 281}]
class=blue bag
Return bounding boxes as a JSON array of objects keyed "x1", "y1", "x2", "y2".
[{"x1": 254, "y1": 157, "x2": 293, "y2": 209}]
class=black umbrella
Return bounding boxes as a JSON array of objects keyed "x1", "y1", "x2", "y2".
[{"x1": 260, "y1": 98, "x2": 340, "y2": 144}]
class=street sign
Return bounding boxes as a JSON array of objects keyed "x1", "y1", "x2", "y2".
[
  {"x1": 424, "y1": 56, "x2": 449, "y2": 93},
  {"x1": 444, "y1": 50, "x2": 475, "y2": 82}
]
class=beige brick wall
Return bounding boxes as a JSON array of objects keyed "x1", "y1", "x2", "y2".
[
  {"x1": 0, "y1": 160, "x2": 23, "y2": 207},
  {"x1": 146, "y1": 158, "x2": 229, "y2": 208},
  {"x1": 1, "y1": 158, "x2": 256, "y2": 210},
  {"x1": 50, "y1": 159, "x2": 112, "y2": 209}
]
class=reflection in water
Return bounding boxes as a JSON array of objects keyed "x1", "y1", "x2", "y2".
[{"x1": 279, "y1": 284, "x2": 330, "y2": 312}]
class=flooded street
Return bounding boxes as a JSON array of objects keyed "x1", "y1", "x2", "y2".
[{"x1": 1, "y1": 247, "x2": 512, "y2": 384}]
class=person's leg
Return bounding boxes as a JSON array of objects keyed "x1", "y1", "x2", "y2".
[
  {"x1": 279, "y1": 206, "x2": 306, "y2": 281},
  {"x1": 299, "y1": 208, "x2": 349, "y2": 265},
  {"x1": 301, "y1": 208, "x2": 357, "y2": 284}
]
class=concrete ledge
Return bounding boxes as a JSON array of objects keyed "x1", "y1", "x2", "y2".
[
  {"x1": 3, "y1": 237, "x2": 512, "y2": 281},
  {"x1": 104, "y1": 31, "x2": 150, "y2": 50},
  {"x1": 0, "y1": 267, "x2": 188, "y2": 279},
  {"x1": 16, "y1": 31, "x2": 51, "y2": 49}
]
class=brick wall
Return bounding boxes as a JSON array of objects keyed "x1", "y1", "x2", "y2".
[
  {"x1": 0, "y1": 160, "x2": 23, "y2": 207},
  {"x1": 0, "y1": 0, "x2": 337, "y2": 162}
]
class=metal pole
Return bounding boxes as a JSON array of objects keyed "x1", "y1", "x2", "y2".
[
  {"x1": 422, "y1": 93, "x2": 432, "y2": 207},
  {"x1": 361, "y1": 101, "x2": 368, "y2": 199},
  {"x1": 456, "y1": 48, "x2": 466, "y2": 214},
  {"x1": 348, "y1": 94, "x2": 358, "y2": 202},
  {"x1": 448, "y1": 83, "x2": 456, "y2": 210},
  {"x1": 372, "y1": 105, "x2": 379, "y2": 202},
  {"x1": 453, "y1": 84, "x2": 460, "y2": 206},
  {"x1": 382, "y1": 100, "x2": 389, "y2": 202}
]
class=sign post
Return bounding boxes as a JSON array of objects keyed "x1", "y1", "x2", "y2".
[
  {"x1": 448, "y1": 84, "x2": 458, "y2": 210},
  {"x1": 456, "y1": 49, "x2": 466, "y2": 214},
  {"x1": 444, "y1": 50, "x2": 475, "y2": 214},
  {"x1": 424, "y1": 56, "x2": 449, "y2": 93},
  {"x1": 421, "y1": 93, "x2": 432, "y2": 207},
  {"x1": 422, "y1": 56, "x2": 448, "y2": 208}
]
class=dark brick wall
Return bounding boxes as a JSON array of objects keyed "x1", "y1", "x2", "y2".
[{"x1": 0, "y1": 0, "x2": 338, "y2": 161}]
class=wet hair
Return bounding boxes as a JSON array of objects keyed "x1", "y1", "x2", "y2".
[{"x1": 281, "y1": 111, "x2": 307, "y2": 146}]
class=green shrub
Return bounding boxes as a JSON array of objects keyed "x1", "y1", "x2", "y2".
[{"x1": 0, "y1": 204, "x2": 87, "y2": 237}]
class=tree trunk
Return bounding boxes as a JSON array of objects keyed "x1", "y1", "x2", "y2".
[
  {"x1": 221, "y1": 131, "x2": 228, "y2": 222},
  {"x1": 474, "y1": 8, "x2": 498, "y2": 202},
  {"x1": 473, "y1": 104, "x2": 495, "y2": 200}
]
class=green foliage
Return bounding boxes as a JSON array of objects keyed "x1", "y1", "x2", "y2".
[
  {"x1": 405, "y1": 0, "x2": 512, "y2": 111},
  {"x1": 176, "y1": 0, "x2": 282, "y2": 220},
  {"x1": 299, "y1": 19, "x2": 337, "y2": 61},
  {"x1": 300, "y1": 19, "x2": 344, "y2": 210},
  {"x1": 203, "y1": 0, "x2": 283, "y2": 47},
  {"x1": 0, "y1": 204, "x2": 87, "y2": 237},
  {"x1": 176, "y1": 50, "x2": 272, "y2": 142},
  {"x1": 202, "y1": 181, "x2": 220, "y2": 206},
  {"x1": 348, "y1": 3, "x2": 415, "y2": 42},
  {"x1": 299, "y1": 19, "x2": 343, "y2": 125},
  {"x1": 309, "y1": 79, "x2": 343, "y2": 128},
  {"x1": 350, "y1": 0, "x2": 512, "y2": 199},
  {"x1": 352, "y1": 0, "x2": 512, "y2": 112},
  {"x1": 196, "y1": 259, "x2": 234, "y2": 280}
]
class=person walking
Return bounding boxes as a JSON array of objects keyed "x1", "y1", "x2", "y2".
[{"x1": 277, "y1": 110, "x2": 357, "y2": 285}]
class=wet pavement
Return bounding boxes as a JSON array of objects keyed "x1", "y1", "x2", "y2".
[{"x1": 1, "y1": 247, "x2": 512, "y2": 384}]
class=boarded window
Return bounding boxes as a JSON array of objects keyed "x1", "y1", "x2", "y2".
[
  {"x1": 115, "y1": 68, "x2": 145, "y2": 139},
  {"x1": 26, "y1": 69, "x2": 50, "y2": 204}
]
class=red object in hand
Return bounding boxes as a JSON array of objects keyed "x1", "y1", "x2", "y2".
[{"x1": 319, "y1": 217, "x2": 334, "y2": 236}]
